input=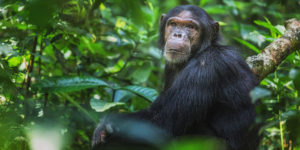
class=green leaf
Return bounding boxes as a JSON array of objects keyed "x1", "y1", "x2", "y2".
[
  {"x1": 234, "y1": 37, "x2": 260, "y2": 53},
  {"x1": 0, "y1": 62, "x2": 17, "y2": 98},
  {"x1": 254, "y1": 20, "x2": 273, "y2": 29},
  {"x1": 90, "y1": 98, "x2": 125, "y2": 112},
  {"x1": 289, "y1": 69, "x2": 299, "y2": 79},
  {"x1": 218, "y1": 21, "x2": 227, "y2": 26},
  {"x1": 27, "y1": 0, "x2": 58, "y2": 28},
  {"x1": 33, "y1": 76, "x2": 109, "y2": 93},
  {"x1": 245, "y1": 31, "x2": 266, "y2": 47},
  {"x1": 250, "y1": 87, "x2": 271, "y2": 103},
  {"x1": 240, "y1": 24, "x2": 258, "y2": 39},
  {"x1": 79, "y1": 37, "x2": 105, "y2": 55},
  {"x1": 0, "y1": 44, "x2": 13, "y2": 55},
  {"x1": 7, "y1": 56, "x2": 22, "y2": 67},
  {"x1": 254, "y1": 18, "x2": 281, "y2": 37},
  {"x1": 275, "y1": 25, "x2": 286, "y2": 35},
  {"x1": 114, "y1": 90, "x2": 135, "y2": 102},
  {"x1": 130, "y1": 61, "x2": 152, "y2": 83},
  {"x1": 286, "y1": 113, "x2": 300, "y2": 144},
  {"x1": 290, "y1": 69, "x2": 300, "y2": 92},
  {"x1": 122, "y1": 85, "x2": 158, "y2": 102}
]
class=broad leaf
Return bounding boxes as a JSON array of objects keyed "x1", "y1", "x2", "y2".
[
  {"x1": 130, "y1": 61, "x2": 153, "y2": 83},
  {"x1": 33, "y1": 76, "x2": 109, "y2": 93},
  {"x1": 114, "y1": 90, "x2": 135, "y2": 102},
  {"x1": 250, "y1": 87, "x2": 271, "y2": 103},
  {"x1": 122, "y1": 85, "x2": 158, "y2": 102},
  {"x1": 234, "y1": 37, "x2": 260, "y2": 53},
  {"x1": 90, "y1": 98, "x2": 125, "y2": 112}
]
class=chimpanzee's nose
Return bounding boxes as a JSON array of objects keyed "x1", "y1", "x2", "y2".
[{"x1": 173, "y1": 32, "x2": 182, "y2": 38}]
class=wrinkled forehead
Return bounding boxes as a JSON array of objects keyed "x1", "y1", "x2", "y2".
[{"x1": 167, "y1": 11, "x2": 201, "y2": 26}]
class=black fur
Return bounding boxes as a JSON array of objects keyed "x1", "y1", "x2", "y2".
[{"x1": 93, "y1": 5, "x2": 260, "y2": 150}]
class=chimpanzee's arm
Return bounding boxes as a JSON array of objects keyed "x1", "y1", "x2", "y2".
[{"x1": 208, "y1": 46, "x2": 259, "y2": 150}]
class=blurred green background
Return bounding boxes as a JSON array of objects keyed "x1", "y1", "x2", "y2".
[{"x1": 0, "y1": 0, "x2": 300, "y2": 149}]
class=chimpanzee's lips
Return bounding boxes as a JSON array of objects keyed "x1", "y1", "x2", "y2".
[
  {"x1": 167, "y1": 49, "x2": 184, "y2": 54},
  {"x1": 169, "y1": 49, "x2": 180, "y2": 52}
]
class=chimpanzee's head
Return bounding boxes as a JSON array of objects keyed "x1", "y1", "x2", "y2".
[{"x1": 159, "y1": 5, "x2": 219, "y2": 64}]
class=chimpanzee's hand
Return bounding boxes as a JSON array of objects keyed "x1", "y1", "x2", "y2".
[
  {"x1": 92, "y1": 114, "x2": 170, "y2": 150},
  {"x1": 92, "y1": 117, "x2": 116, "y2": 147}
]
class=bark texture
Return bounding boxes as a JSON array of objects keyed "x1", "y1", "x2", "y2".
[{"x1": 246, "y1": 19, "x2": 300, "y2": 80}]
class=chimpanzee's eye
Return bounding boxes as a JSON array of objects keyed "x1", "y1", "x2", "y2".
[
  {"x1": 187, "y1": 24, "x2": 195, "y2": 29},
  {"x1": 169, "y1": 22, "x2": 177, "y2": 26}
]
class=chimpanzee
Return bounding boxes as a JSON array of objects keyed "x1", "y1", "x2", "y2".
[{"x1": 92, "y1": 5, "x2": 260, "y2": 150}]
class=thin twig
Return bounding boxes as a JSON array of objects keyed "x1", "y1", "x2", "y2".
[{"x1": 25, "y1": 36, "x2": 38, "y2": 96}]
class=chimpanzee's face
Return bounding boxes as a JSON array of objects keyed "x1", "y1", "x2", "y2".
[{"x1": 163, "y1": 11, "x2": 201, "y2": 64}]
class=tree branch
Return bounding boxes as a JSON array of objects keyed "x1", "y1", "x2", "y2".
[
  {"x1": 26, "y1": 36, "x2": 38, "y2": 96},
  {"x1": 246, "y1": 18, "x2": 300, "y2": 80}
]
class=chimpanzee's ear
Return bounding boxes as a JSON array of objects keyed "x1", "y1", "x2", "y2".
[
  {"x1": 160, "y1": 14, "x2": 166, "y2": 23},
  {"x1": 214, "y1": 21, "x2": 219, "y2": 33},
  {"x1": 210, "y1": 21, "x2": 220, "y2": 41}
]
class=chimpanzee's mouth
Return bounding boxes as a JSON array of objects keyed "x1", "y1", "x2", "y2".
[{"x1": 167, "y1": 49, "x2": 184, "y2": 54}]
